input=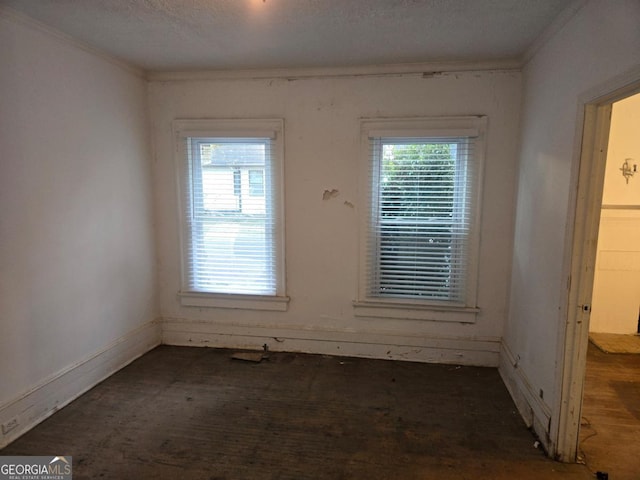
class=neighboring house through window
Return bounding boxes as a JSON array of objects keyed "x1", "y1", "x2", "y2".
[{"x1": 174, "y1": 119, "x2": 288, "y2": 311}]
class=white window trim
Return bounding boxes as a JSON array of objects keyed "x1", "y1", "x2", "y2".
[
  {"x1": 173, "y1": 118, "x2": 288, "y2": 311},
  {"x1": 178, "y1": 291, "x2": 289, "y2": 311},
  {"x1": 354, "y1": 116, "x2": 486, "y2": 322}
]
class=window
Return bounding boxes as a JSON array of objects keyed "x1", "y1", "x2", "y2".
[
  {"x1": 248, "y1": 169, "x2": 265, "y2": 197},
  {"x1": 355, "y1": 117, "x2": 485, "y2": 321},
  {"x1": 174, "y1": 119, "x2": 288, "y2": 311}
]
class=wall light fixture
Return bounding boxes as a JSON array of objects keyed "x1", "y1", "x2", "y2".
[{"x1": 620, "y1": 158, "x2": 637, "y2": 184}]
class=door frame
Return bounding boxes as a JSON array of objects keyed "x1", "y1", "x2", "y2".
[{"x1": 556, "y1": 70, "x2": 640, "y2": 462}]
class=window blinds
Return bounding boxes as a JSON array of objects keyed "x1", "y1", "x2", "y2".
[
  {"x1": 182, "y1": 136, "x2": 277, "y2": 295},
  {"x1": 367, "y1": 135, "x2": 477, "y2": 303}
]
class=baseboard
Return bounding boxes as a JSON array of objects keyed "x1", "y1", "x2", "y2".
[
  {"x1": 162, "y1": 318, "x2": 501, "y2": 366},
  {"x1": 498, "y1": 340, "x2": 553, "y2": 451},
  {"x1": 0, "y1": 320, "x2": 161, "y2": 449}
]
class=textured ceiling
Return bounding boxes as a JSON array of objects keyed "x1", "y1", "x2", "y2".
[{"x1": 1, "y1": 0, "x2": 576, "y2": 71}]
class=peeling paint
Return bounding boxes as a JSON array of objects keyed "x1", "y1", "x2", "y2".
[
  {"x1": 322, "y1": 189, "x2": 339, "y2": 200},
  {"x1": 422, "y1": 71, "x2": 443, "y2": 79}
]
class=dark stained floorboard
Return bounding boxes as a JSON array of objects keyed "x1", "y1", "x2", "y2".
[{"x1": 2, "y1": 346, "x2": 592, "y2": 479}]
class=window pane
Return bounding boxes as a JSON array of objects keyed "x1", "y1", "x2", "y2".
[
  {"x1": 380, "y1": 142, "x2": 455, "y2": 219},
  {"x1": 248, "y1": 169, "x2": 265, "y2": 197},
  {"x1": 190, "y1": 139, "x2": 274, "y2": 295},
  {"x1": 371, "y1": 140, "x2": 469, "y2": 302}
]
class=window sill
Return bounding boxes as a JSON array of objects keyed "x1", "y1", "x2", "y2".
[
  {"x1": 353, "y1": 300, "x2": 478, "y2": 323},
  {"x1": 179, "y1": 291, "x2": 290, "y2": 311}
]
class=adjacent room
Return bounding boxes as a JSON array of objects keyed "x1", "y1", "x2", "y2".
[
  {"x1": 579, "y1": 92, "x2": 640, "y2": 479},
  {"x1": 1, "y1": 0, "x2": 639, "y2": 478}
]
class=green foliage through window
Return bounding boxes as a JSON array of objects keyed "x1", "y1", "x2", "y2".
[
  {"x1": 372, "y1": 139, "x2": 467, "y2": 301},
  {"x1": 380, "y1": 142, "x2": 456, "y2": 220}
]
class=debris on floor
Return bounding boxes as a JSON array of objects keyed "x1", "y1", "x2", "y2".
[{"x1": 231, "y1": 352, "x2": 265, "y2": 363}]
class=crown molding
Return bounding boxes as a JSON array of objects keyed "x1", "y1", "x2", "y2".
[
  {"x1": 0, "y1": 5, "x2": 145, "y2": 80},
  {"x1": 521, "y1": 0, "x2": 588, "y2": 67},
  {"x1": 147, "y1": 59, "x2": 522, "y2": 83}
]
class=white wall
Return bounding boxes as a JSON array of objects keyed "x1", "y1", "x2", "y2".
[
  {"x1": 591, "y1": 93, "x2": 640, "y2": 334},
  {"x1": 601, "y1": 93, "x2": 640, "y2": 207},
  {"x1": 502, "y1": 0, "x2": 640, "y2": 454},
  {"x1": 0, "y1": 11, "x2": 159, "y2": 446},
  {"x1": 150, "y1": 70, "x2": 522, "y2": 365},
  {"x1": 590, "y1": 210, "x2": 640, "y2": 334}
]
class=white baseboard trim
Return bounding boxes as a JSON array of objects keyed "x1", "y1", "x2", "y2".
[
  {"x1": 0, "y1": 320, "x2": 161, "y2": 449},
  {"x1": 162, "y1": 318, "x2": 500, "y2": 366},
  {"x1": 499, "y1": 340, "x2": 553, "y2": 452}
]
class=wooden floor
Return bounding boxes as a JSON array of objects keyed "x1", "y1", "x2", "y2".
[
  {"x1": 2, "y1": 346, "x2": 592, "y2": 479},
  {"x1": 580, "y1": 342, "x2": 640, "y2": 479}
]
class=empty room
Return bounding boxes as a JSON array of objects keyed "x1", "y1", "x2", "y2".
[{"x1": 1, "y1": 1, "x2": 639, "y2": 478}]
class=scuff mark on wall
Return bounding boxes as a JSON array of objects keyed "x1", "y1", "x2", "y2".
[
  {"x1": 322, "y1": 189, "x2": 340, "y2": 200},
  {"x1": 343, "y1": 200, "x2": 355, "y2": 208}
]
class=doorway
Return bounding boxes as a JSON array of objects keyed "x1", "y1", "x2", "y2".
[
  {"x1": 557, "y1": 80, "x2": 640, "y2": 473},
  {"x1": 589, "y1": 92, "x2": 640, "y2": 342},
  {"x1": 578, "y1": 92, "x2": 640, "y2": 478}
]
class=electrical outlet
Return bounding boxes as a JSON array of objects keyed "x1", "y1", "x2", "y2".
[{"x1": 1, "y1": 418, "x2": 19, "y2": 435}]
